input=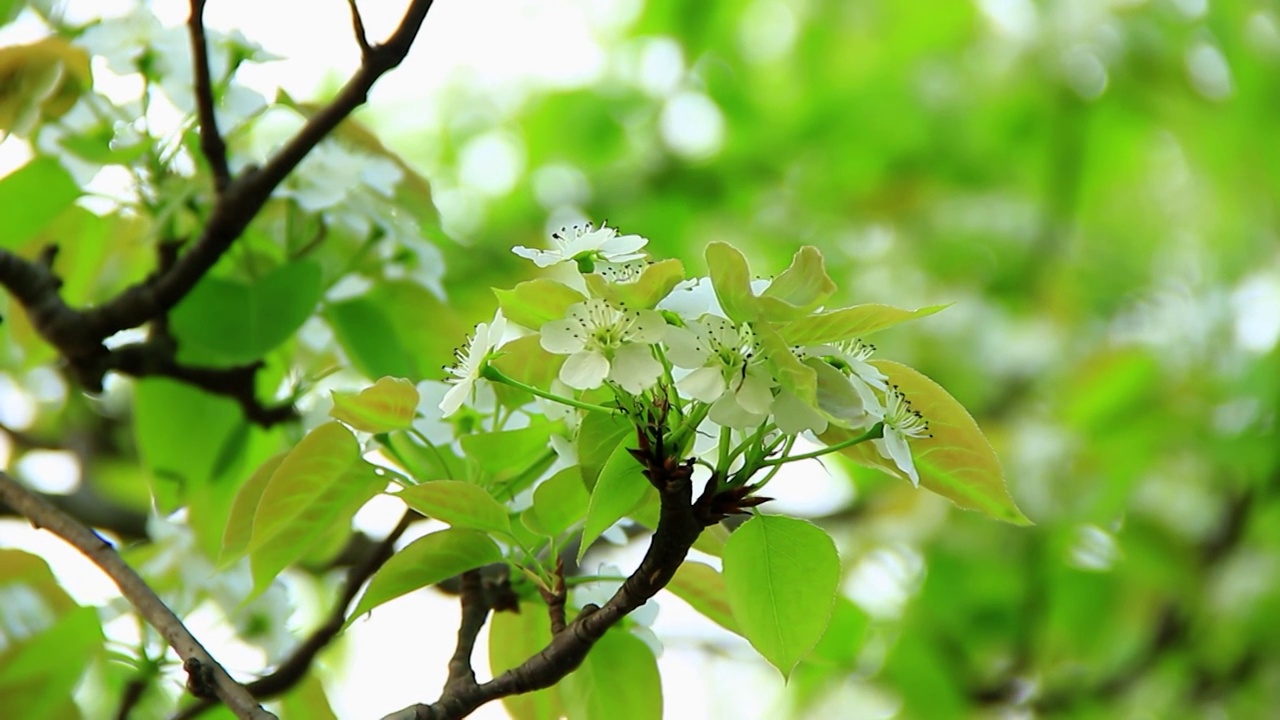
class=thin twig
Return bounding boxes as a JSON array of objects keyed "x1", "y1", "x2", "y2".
[
  {"x1": 542, "y1": 557, "x2": 567, "y2": 635},
  {"x1": 172, "y1": 512, "x2": 416, "y2": 720},
  {"x1": 347, "y1": 0, "x2": 373, "y2": 56},
  {"x1": 445, "y1": 571, "x2": 489, "y2": 690},
  {"x1": 0, "y1": 472, "x2": 275, "y2": 720},
  {"x1": 187, "y1": 0, "x2": 230, "y2": 190}
]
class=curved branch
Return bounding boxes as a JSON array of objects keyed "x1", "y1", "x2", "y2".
[
  {"x1": 0, "y1": 472, "x2": 274, "y2": 720},
  {"x1": 188, "y1": 0, "x2": 230, "y2": 191},
  {"x1": 172, "y1": 511, "x2": 416, "y2": 720},
  {"x1": 384, "y1": 451, "x2": 708, "y2": 720}
]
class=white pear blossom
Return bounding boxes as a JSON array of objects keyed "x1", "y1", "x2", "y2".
[
  {"x1": 440, "y1": 312, "x2": 507, "y2": 417},
  {"x1": 513, "y1": 223, "x2": 648, "y2": 270},
  {"x1": 806, "y1": 339, "x2": 889, "y2": 414},
  {"x1": 870, "y1": 387, "x2": 931, "y2": 486},
  {"x1": 539, "y1": 299, "x2": 665, "y2": 393},
  {"x1": 665, "y1": 315, "x2": 774, "y2": 427}
]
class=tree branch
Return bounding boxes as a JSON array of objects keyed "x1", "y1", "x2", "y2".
[
  {"x1": 0, "y1": 472, "x2": 275, "y2": 720},
  {"x1": 187, "y1": 0, "x2": 230, "y2": 191},
  {"x1": 172, "y1": 511, "x2": 416, "y2": 720},
  {"x1": 444, "y1": 571, "x2": 489, "y2": 691},
  {"x1": 383, "y1": 441, "x2": 708, "y2": 720},
  {"x1": 347, "y1": 0, "x2": 373, "y2": 57},
  {"x1": 0, "y1": 0, "x2": 438, "y2": 426}
]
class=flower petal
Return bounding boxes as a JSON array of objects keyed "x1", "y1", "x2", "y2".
[
  {"x1": 560, "y1": 350, "x2": 610, "y2": 389},
  {"x1": 628, "y1": 309, "x2": 668, "y2": 344},
  {"x1": 709, "y1": 394, "x2": 766, "y2": 428},
  {"x1": 877, "y1": 430, "x2": 919, "y2": 486},
  {"x1": 772, "y1": 389, "x2": 827, "y2": 435},
  {"x1": 734, "y1": 371, "x2": 774, "y2": 415},
  {"x1": 664, "y1": 325, "x2": 708, "y2": 367},
  {"x1": 678, "y1": 366, "x2": 727, "y2": 403},
  {"x1": 540, "y1": 319, "x2": 585, "y2": 354},
  {"x1": 439, "y1": 380, "x2": 471, "y2": 417},
  {"x1": 609, "y1": 343, "x2": 662, "y2": 393}
]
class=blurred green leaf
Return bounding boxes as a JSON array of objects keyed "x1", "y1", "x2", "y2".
[
  {"x1": 490, "y1": 601, "x2": 565, "y2": 720},
  {"x1": 562, "y1": 630, "x2": 662, "y2": 720},
  {"x1": 0, "y1": 157, "x2": 79, "y2": 249}
]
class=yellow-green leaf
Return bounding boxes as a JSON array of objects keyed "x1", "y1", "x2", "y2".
[
  {"x1": 396, "y1": 480, "x2": 511, "y2": 535},
  {"x1": 490, "y1": 601, "x2": 565, "y2": 720},
  {"x1": 779, "y1": 303, "x2": 949, "y2": 346},
  {"x1": 330, "y1": 376, "x2": 420, "y2": 433},
  {"x1": 667, "y1": 561, "x2": 740, "y2": 635},
  {"x1": 219, "y1": 452, "x2": 286, "y2": 566},
  {"x1": 346, "y1": 528, "x2": 502, "y2": 624},
  {"x1": 822, "y1": 361, "x2": 1031, "y2": 525},
  {"x1": 583, "y1": 258, "x2": 685, "y2": 309},
  {"x1": 578, "y1": 437, "x2": 653, "y2": 563},
  {"x1": 758, "y1": 246, "x2": 836, "y2": 320},
  {"x1": 494, "y1": 279, "x2": 585, "y2": 330},
  {"x1": 722, "y1": 515, "x2": 839, "y2": 678},
  {"x1": 523, "y1": 467, "x2": 589, "y2": 537},
  {"x1": 247, "y1": 422, "x2": 385, "y2": 592},
  {"x1": 705, "y1": 242, "x2": 759, "y2": 323},
  {"x1": 562, "y1": 630, "x2": 662, "y2": 720}
]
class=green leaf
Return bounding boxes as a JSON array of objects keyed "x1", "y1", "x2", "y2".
[
  {"x1": 134, "y1": 378, "x2": 243, "y2": 512},
  {"x1": 667, "y1": 561, "x2": 740, "y2": 635},
  {"x1": 822, "y1": 361, "x2": 1031, "y2": 525},
  {"x1": 219, "y1": 453, "x2": 287, "y2": 566},
  {"x1": 494, "y1": 279, "x2": 585, "y2": 330},
  {"x1": 489, "y1": 334, "x2": 567, "y2": 408},
  {"x1": 575, "y1": 411, "x2": 632, "y2": 488},
  {"x1": 524, "y1": 467, "x2": 590, "y2": 537},
  {"x1": 578, "y1": 438, "x2": 652, "y2": 563},
  {"x1": 489, "y1": 601, "x2": 565, "y2": 720},
  {"x1": 704, "y1": 242, "x2": 759, "y2": 323},
  {"x1": 170, "y1": 260, "x2": 323, "y2": 367},
  {"x1": 396, "y1": 480, "x2": 512, "y2": 535},
  {"x1": 758, "y1": 246, "x2": 836, "y2": 320},
  {"x1": 582, "y1": 258, "x2": 685, "y2": 309},
  {"x1": 346, "y1": 528, "x2": 501, "y2": 624},
  {"x1": 562, "y1": 630, "x2": 662, "y2": 720},
  {"x1": 330, "y1": 376, "x2": 420, "y2": 433},
  {"x1": 779, "y1": 303, "x2": 949, "y2": 345},
  {"x1": 247, "y1": 422, "x2": 385, "y2": 592},
  {"x1": 278, "y1": 673, "x2": 338, "y2": 720},
  {"x1": 0, "y1": 606, "x2": 102, "y2": 717},
  {"x1": 459, "y1": 423, "x2": 559, "y2": 485},
  {"x1": 722, "y1": 515, "x2": 840, "y2": 678},
  {"x1": 325, "y1": 280, "x2": 468, "y2": 381},
  {"x1": 385, "y1": 432, "x2": 465, "y2": 482},
  {"x1": 0, "y1": 157, "x2": 80, "y2": 249}
]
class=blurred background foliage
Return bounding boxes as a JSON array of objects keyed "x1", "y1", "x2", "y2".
[{"x1": 2, "y1": 0, "x2": 1280, "y2": 717}]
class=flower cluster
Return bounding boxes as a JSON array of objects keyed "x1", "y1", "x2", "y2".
[{"x1": 439, "y1": 223, "x2": 937, "y2": 487}]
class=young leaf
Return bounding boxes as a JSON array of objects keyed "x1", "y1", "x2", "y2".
[
  {"x1": 170, "y1": 260, "x2": 323, "y2": 367},
  {"x1": 220, "y1": 453, "x2": 286, "y2": 566},
  {"x1": 822, "y1": 360, "x2": 1031, "y2": 525},
  {"x1": 247, "y1": 422, "x2": 385, "y2": 591},
  {"x1": 494, "y1": 279, "x2": 585, "y2": 330},
  {"x1": 346, "y1": 528, "x2": 502, "y2": 624},
  {"x1": 779, "y1": 303, "x2": 949, "y2": 346},
  {"x1": 722, "y1": 515, "x2": 840, "y2": 678},
  {"x1": 489, "y1": 334, "x2": 566, "y2": 408},
  {"x1": 704, "y1": 242, "x2": 760, "y2": 323},
  {"x1": 758, "y1": 246, "x2": 836, "y2": 321},
  {"x1": 0, "y1": 156, "x2": 80, "y2": 249},
  {"x1": 667, "y1": 561, "x2": 741, "y2": 635},
  {"x1": 561, "y1": 630, "x2": 662, "y2": 720},
  {"x1": 577, "y1": 438, "x2": 652, "y2": 563},
  {"x1": 489, "y1": 601, "x2": 565, "y2": 720},
  {"x1": 330, "y1": 376, "x2": 419, "y2": 433},
  {"x1": 582, "y1": 258, "x2": 685, "y2": 309},
  {"x1": 575, "y1": 411, "x2": 632, "y2": 488},
  {"x1": 396, "y1": 480, "x2": 512, "y2": 535},
  {"x1": 459, "y1": 422, "x2": 561, "y2": 488},
  {"x1": 524, "y1": 467, "x2": 590, "y2": 537}
]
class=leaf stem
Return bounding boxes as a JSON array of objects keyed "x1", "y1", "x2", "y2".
[
  {"x1": 759, "y1": 422, "x2": 884, "y2": 467},
  {"x1": 481, "y1": 365, "x2": 615, "y2": 415}
]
